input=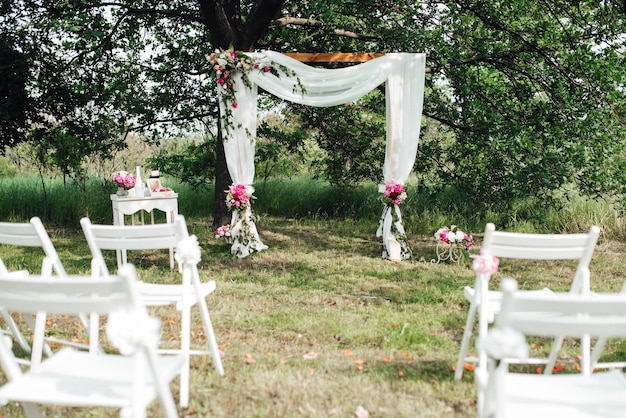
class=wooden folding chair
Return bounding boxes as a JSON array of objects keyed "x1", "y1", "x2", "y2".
[
  {"x1": 455, "y1": 223, "x2": 600, "y2": 380},
  {"x1": 477, "y1": 278, "x2": 626, "y2": 418},
  {"x1": 0, "y1": 264, "x2": 183, "y2": 418},
  {"x1": 80, "y1": 215, "x2": 224, "y2": 408},
  {"x1": 0, "y1": 217, "x2": 94, "y2": 366}
]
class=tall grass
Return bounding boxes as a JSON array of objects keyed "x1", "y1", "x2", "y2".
[{"x1": 1, "y1": 175, "x2": 624, "y2": 237}]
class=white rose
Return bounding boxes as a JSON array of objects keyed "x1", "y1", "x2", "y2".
[
  {"x1": 446, "y1": 231, "x2": 457, "y2": 242},
  {"x1": 456, "y1": 231, "x2": 465, "y2": 241}
]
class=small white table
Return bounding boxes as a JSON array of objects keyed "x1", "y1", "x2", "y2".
[{"x1": 110, "y1": 193, "x2": 179, "y2": 268}]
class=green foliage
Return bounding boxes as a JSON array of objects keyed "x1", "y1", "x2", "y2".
[
  {"x1": 148, "y1": 137, "x2": 218, "y2": 189},
  {"x1": 0, "y1": 156, "x2": 18, "y2": 177},
  {"x1": 3, "y1": 0, "x2": 626, "y2": 220},
  {"x1": 0, "y1": 39, "x2": 31, "y2": 149},
  {"x1": 256, "y1": 108, "x2": 309, "y2": 182},
  {"x1": 291, "y1": 91, "x2": 386, "y2": 186}
]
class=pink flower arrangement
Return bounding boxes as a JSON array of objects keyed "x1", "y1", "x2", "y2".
[
  {"x1": 215, "y1": 224, "x2": 231, "y2": 239},
  {"x1": 435, "y1": 226, "x2": 473, "y2": 250},
  {"x1": 113, "y1": 171, "x2": 136, "y2": 189},
  {"x1": 226, "y1": 183, "x2": 253, "y2": 211},
  {"x1": 380, "y1": 180, "x2": 407, "y2": 205},
  {"x1": 208, "y1": 48, "x2": 270, "y2": 109}
]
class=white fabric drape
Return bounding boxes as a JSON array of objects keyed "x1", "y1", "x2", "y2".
[{"x1": 219, "y1": 51, "x2": 426, "y2": 259}]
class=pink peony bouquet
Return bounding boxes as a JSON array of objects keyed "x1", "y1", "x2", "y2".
[
  {"x1": 225, "y1": 183, "x2": 254, "y2": 211},
  {"x1": 113, "y1": 171, "x2": 136, "y2": 189},
  {"x1": 215, "y1": 224, "x2": 231, "y2": 239},
  {"x1": 435, "y1": 225, "x2": 473, "y2": 250},
  {"x1": 379, "y1": 179, "x2": 407, "y2": 206}
]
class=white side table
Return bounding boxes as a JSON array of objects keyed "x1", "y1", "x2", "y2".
[{"x1": 110, "y1": 193, "x2": 179, "y2": 268}]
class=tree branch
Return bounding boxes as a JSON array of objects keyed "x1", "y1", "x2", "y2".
[{"x1": 272, "y1": 16, "x2": 381, "y2": 42}]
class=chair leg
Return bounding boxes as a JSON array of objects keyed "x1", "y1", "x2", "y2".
[
  {"x1": 590, "y1": 336, "x2": 608, "y2": 370},
  {"x1": 0, "y1": 308, "x2": 31, "y2": 353},
  {"x1": 193, "y1": 274, "x2": 224, "y2": 376},
  {"x1": 180, "y1": 292, "x2": 191, "y2": 408},
  {"x1": 455, "y1": 300, "x2": 478, "y2": 380},
  {"x1": 544, "y1": 335, "x2": 564, "y2": 375},
  {"x1": 581, "y1": 334, "x2": 591, "y2": 376},
  {"x1": 198, "y1": 296, "x2": 224, "y2": 376}
]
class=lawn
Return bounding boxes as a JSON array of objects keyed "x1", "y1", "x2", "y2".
[{"x1": 1, "y1": 215, "x2": 626, "y2": 417}]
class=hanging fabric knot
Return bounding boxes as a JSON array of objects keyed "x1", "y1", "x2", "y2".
[
  {"x1": 175, "y1": 234, "x2": 202, "y2": 265},
  {"x1": 472, "y1": 250, "x2": 499, "y2": 274},
  {"x1": 106, "y1": 308, "x2": 161, "y2": 355}
]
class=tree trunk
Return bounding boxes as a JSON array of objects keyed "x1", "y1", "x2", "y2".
[
  {"x1": 201, "y1": 0, "x2": 285, "y2": 227},
  {"x1": 213, "y1": 116, "x2": 232, "y2": 228}
]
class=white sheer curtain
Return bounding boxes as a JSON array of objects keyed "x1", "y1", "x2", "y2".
[{"x1": 219, "y1": 51, "x2": 426, "y2": 259}]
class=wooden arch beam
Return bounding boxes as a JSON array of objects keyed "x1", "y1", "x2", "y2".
[
  {"x1": 282, "y1": 52, "x2": 431, "y2": 72},
  {"x1": 282, "y1": 52, "x2": 384, "y2": 63}
]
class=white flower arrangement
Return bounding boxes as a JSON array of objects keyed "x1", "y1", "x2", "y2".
[{"x1": 434, "y1": 225, "x2": 473, "y2": 250}]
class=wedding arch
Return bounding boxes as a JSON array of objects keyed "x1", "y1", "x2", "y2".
[{"x1": 216, "y1": 50, "x2": 426, "y2": 260}]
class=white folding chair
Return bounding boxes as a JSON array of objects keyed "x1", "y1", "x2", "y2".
[
  {"x1": 0, "y1": 264, "x2": 182, "y2": 418},
  {"x1": 477, "y1": 278, "x2": 626, "y2": 418},
  {"x1": 0, "y1": 217, "x2": 93, "y2": 366},
  {"x1": 80, "y1": 215, "x2": 224, "y2": 408},
  {"x1": 454, "y1": 223, "x2": 600, "y2": 380}
]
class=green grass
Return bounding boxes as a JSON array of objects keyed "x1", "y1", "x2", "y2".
[{"x1": 2, "y1": 212, "x2": 626, "y2": 417}]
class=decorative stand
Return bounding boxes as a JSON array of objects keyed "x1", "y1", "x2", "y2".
[{"x1": 433, "y1": 243, "x2": 462, "y2": 264}]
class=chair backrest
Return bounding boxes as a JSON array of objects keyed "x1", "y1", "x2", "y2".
[
  {"x1": 0, "y1": 264, "x2": 177, "y2": 417},
  {"x1": 497, "y1": 278, "x2": 626, "y2": 339},
  {"x1": 0, "y1": 266, "x2": 140, "y2": 317},
  {"x1": 0, "y1": 217, "x2": 68, "y2": 277},
  {"x1": 80, "y1": 216, "x2": 183, "y2": 276},
  {"x1": 481, "y1": 223, "x2": 600, "y2": 293},
  {"x1": 479, "y1": 278, "x2": 626, "y2": 418}
]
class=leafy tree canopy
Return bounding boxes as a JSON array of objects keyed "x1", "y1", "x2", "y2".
[{"x1": 1, "y1": 0, "x2": 625, "y2": 218}]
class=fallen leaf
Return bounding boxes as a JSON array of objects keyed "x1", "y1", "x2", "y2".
[
  {"x1": 382, "y1": 357, "x2": 391, "y2": 363},
  {"x1": 303, "y1": 351, "x2": 318, "y2": 360},
  {"x1": 463, "y1": 362, "x2": 474, "y2": 371},
  {"x1": 245, "y1": 353, "x2": 256, "y2": 364}
]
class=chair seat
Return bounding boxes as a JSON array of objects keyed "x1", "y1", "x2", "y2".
[
  {"x1": 0, "y1": 348, "x2": 185, "y2": 408},
  {"x1": 498, "y1": 365, "x2": 626, "y2": 417},
  {"x1": 137, "y1": 280, "x2": 216, "y2": 308}
]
